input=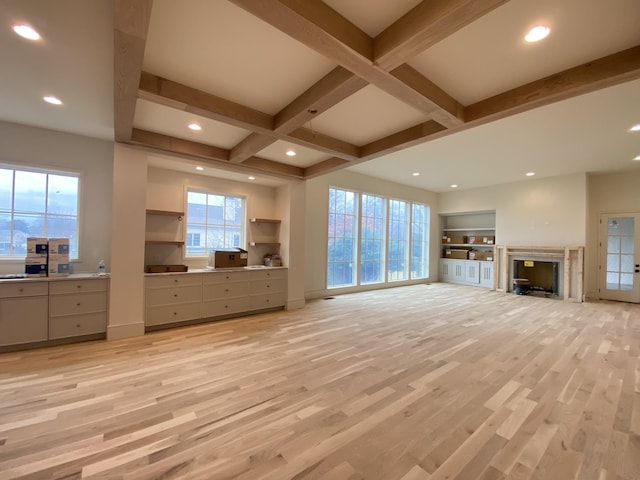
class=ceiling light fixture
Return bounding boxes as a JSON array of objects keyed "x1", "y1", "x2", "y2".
[
  {"x1": 188, "y1": 123, "x2": 201, "y2": 131},
  {"x1": 195, "y1": 166, "x2": 204, "y2": 171},
  {"x1": 248, "y1": 176, "x2": 256, "y2": 180},
  {"x1": 525, "y1": 25, "x2": 550, "y2": 43},
  {"x1": 526, "y1": 172, "x2": 535, "y2": 176},
  {"x1": 43, "y1": 96, "x2": 62, "y2": 105},
  {"x1": 13, "y1": 24, "x2": 40, "y2": 40},
  {"x1": 630, "y1": 124, "x2": 640, "y2": 132},
  {"x1": 412, "y1": 172, "x2": 420, "y2": 176},
  {"x1": 450, "y1": 184, "x2": 458, "y2": 188},
  {"x1": 634, "y1": 155, "x2": 640, "y2": 161},
  {"x1": 286, "y1": 150, "x2": 296, "y2": 157}
]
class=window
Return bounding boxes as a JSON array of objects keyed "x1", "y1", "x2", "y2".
[
  {"x1": 327, "y1": 187, "x2": 430, "y2": 288},
  {"x1": 327, "y1": 187, "x2": 358, "y2": 288},
  {"x1": 360, "y1": 193, "x2": 385, "y2": 284},
  {"x1": 388, "y1": 199, "x2": 409, "y2": 281},
  {"x1": 0, "y1": 166, "x2": 80, "y2": 259},
  {"x1": 411, "y1": 203, "x2": 430, "y2": 279},
  {"x1": 186, "y1": 190, "x2": 244, "y2": 256}
]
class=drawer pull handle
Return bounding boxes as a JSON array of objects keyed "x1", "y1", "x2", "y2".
[
  {"x1": 174, "y1": 279, "x2": 178, "y2": 283},
  {"x1": 225, "y1": 305, "x2": 228, "y2": 308},
  {"x1": 19, "y1": 288, "x2": 23, "y2": 292},
  {"x1": 76, "y1": 324, "x2": 81, "y2": 328},
  {"x1": 226, "y1": 276, "x2": 230, "y2": 280},
  {"x1": 174, "y1": 294, "x2": 178, "y2": 297},
  {"x1": 225, "y1": 288, "x2": 229, "y2": 292},
  {"x1": 173, "y1": 312, "x2": 177, "y2": 315},
  {"x1": 77, "y1": 285, "x2": 82, "y2": 289}
]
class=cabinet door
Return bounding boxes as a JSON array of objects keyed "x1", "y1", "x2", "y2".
[
  {"x1": 479, "y1": 261, "x2": 494, "y2": 288},
  {"x1": 465, "y1": 261, "x2": 481, "y2": 284},
  {"x1": 451, "y1": 260, "x2": 465, "y2": 282},
  {"x1": 0, "y1": 296, "x2": 48, "y2": 345}
]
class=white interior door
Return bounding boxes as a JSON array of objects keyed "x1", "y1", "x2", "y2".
[{"x1": 599, "y1": 213, "x2": 640, "y2": 303}]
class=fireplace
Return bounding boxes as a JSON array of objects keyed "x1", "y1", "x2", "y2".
[
  {"x1": 512, "y1": 259, "x2": 561, "y2": 297},
  {"x1": 494, "y1": 246, "x2": 584, "y2": 300}
]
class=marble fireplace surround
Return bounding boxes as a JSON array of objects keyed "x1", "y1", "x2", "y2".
[{"x1": 494, "y1": 245, "x2": 584, "y2": 302}]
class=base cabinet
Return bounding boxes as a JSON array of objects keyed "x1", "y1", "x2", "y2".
[
  {"x1": 440, "y1": 259, "x2": 494, "y2": 289},
  {"x1": 145, "y1": 268, "x2": 287, "y2": 329},
  {"x1": 49, "y1": 278, "x2": 108, "y2": 340},
  {"x1": 0, "y1": 282, "x2": 49, "y2": 346}
]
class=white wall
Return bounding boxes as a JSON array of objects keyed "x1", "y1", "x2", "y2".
[
  {"x1": 0, "y1": 121, "x2": 113, "y2": 275},
  {"x1": 305, "y1": 170, "x2": 440, "y2": 299},
  {"x1": 440, "y1": 173, "x2": 587, "y2": 246},
  {"x1": 586, "y1": 170, "x2": 640, "y2": 297}
]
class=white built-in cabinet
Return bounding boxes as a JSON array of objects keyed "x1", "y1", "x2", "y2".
[
  {"x1": 145, "y1": 268, "x2": 287, "y2": 329},
  {"x1": 440, "y1": 211, "x2": 496, "y2": 289},
  {"x1": 0, "y1": 276, "x2": 108, "y2": 350}
]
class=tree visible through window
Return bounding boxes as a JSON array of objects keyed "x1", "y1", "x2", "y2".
[
  {"x1": 360, "y1": 193, "x2": 385, "y2": 284},
  {"x1": 327, "y1": 187, "x2": 357, "y2": 288},
  {"x1": 0, "y1": 166, "x2": 80, "y2": 259},
  {"x1": 186, "y1": 190, "x2": 244, "y2": 256}
]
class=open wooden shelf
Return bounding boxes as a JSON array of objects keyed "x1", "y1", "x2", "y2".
[
  {"x1": 146, "y1": 209, "x2": 184, "y2": 220},
  {"x1": 249, "y1": 242, "x2": 280, "y2": 247},
  {"x1": 145, "y1": 240, "x2": 185, "y2": 246},
  {"x1": 250, "y1": 218, "x2": 281, "y2": 224}
]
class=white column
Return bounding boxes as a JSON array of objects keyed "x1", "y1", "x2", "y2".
[
  {"x1": 277, "y1": 180, "x2": 306, "y2": 310},
  {"x1": 107, "y1": 144, "x2": 147, "y2": 340}
]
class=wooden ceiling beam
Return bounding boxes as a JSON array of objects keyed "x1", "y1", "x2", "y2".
[
  {"x1": 288, "y1": 128, "x2": 360, "y2": 161},
  {"x1": 374, "y1": 0, "x2": 509, "y2": 70},
  {"x1": 113, "y1": 0, "x2": 153, "y2": 142},
  {"x1": 129, "y1": 129, "x2": 304, "y2": 180},
  {"x1": 360, "y1": 121, "x2": 447, "y2": 160},
  {"x1": 139, "y1": 72, "x2": 274, "y2": 133},
  {"x1": 303, "y1": 157, "x2": 351, "y2": 178},
  {"x1": 466, "y1": 45, "x2": 640, "y2": 123},
  {"x1": 229, "y1": 0, "x2": 463, "y2": 127}
]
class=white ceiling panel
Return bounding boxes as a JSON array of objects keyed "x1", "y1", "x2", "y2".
[
  {"x1": 409, "y1": 0, "x2": 640, "y2": 105},
  {"x1": 257, "y1": 140, "x2": 331, "y2": 168},
  {"x1": 133, "y1": 99, "x2": 250, "y2": 149},
  {"x1": 144, "y1": 0, "x2": 336, "y2": 115},
  {"x1": 311, "y1": 85, "x2": 429, "y2": 146}
]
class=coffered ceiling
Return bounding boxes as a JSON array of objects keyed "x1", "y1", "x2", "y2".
[{"x1": 2, "y1": 1, "x2": 639, "y2": 191}]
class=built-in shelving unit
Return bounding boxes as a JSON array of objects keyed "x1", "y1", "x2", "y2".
[
  {"x1": 145, "y1": 209, "x2": 185, "y2": 247},
  {"x1": 248, "y1": 218, "x2": 281, "y2": 248}
]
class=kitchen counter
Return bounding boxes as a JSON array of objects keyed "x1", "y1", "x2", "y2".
[
  {"x1": 0, "y1": 273, "x2": 110, "y2": 283},
  {"x1": 144, "y1": 266, "x2": 286, "y2": 276}
]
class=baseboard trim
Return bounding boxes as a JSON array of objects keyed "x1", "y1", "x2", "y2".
[
  {"x1": 286, "y1": 298, "x2": 306, "y2": 310},
  {"x1": 107, "y1": 322, "x2": 145, "y2": 341}
]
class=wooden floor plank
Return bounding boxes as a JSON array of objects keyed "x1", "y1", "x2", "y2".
[{"x1": 0, "y1": 283, "x2": 638, "y2": 479}]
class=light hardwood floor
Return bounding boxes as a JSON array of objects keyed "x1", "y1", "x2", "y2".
[{"x1": 1, "y1": 283, "x2": 639, "y2": 480}]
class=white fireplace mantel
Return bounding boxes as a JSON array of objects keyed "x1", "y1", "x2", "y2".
[{"x1": 493, "y1": 245, "x2": 584, "y2": 302}]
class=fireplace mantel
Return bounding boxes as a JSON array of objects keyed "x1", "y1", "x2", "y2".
[{"x1": 494, "y1": 245, "x2": 584, "y2": 302}]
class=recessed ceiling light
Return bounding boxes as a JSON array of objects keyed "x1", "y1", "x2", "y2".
[
  {"x1": 13, "y1": 24, "x2": 40, "y2": 41},
  {"x1": 188, "y1": 123, "x2": 201, "y2": 131},
  {"x1": 412, "y1": 172, "x2": 420, "y2": 176},
  {"x1": 195, "y1": 166, "x2": 204, "y2": 171},
  {"x1": 248, "y1": 176, "x2": 256, "y2": 180},
  {"x1": 450, "y1": 184, "x2": 458, "y2": 188},
  {"x1": 526, "y1": 172, "x2": 535, "y2": 176},
  {"x1": 286, "y1": 149, "x2": 296, "y2": 157},
  {"x1": 525, "y1": 25, "x2": 550, "y2": 43},
  {"x1": 630, "y1": 124, "x2": 640, "y2": 132},
  {"x1": 634, "y1": 155, "x2": 640, "y2": 161},
  {"x1": 43, "y1": 96, "x2": 62, "y2": 105}
]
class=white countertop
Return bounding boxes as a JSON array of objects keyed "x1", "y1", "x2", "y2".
[
  {"x1": 144, "y1": 266, "x2": 287, "y2": 276},
  {"x1": 0, "y1": 273, "x2": 110, "y2": 284}
]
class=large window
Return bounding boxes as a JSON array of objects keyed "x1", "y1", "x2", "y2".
[
  {"x1": 360, "y1": 194, "x2": 385, "y2": 284},
  {"x1": 327, "y1": 188, "x2": 358, "y2": 288},
  {"x1": 388, "y1": 199, "x2": 409, "y2": 281},
  {"x1": 411, "y1": 203, "x2": 430, "y2": 279},
  {"x1": 186, "y1": 190, "x2": 244, "y2": 256},
  {"x1": 327, "y1": 187, "x2": 430, "y2": 289},
  {"x1": 0, "y1": 166, "x2": 80, "y2": 259}
]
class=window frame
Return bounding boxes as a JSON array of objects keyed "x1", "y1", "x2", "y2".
[
  {"x1": 327, "y1": 187, "x2": 359, "y2": 289},
  {"x1": 0, "y1": 163, "x2": 82, "y2": 261},
  {"x1": 184, "y1": 188, "x2": 246, "y2": 258}
]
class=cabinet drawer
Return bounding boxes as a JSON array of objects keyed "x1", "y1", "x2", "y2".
[
  {"x1": 146, "y1": 274, "x2": 202, "y2": 288},
  {"x1": 249, "y1": 269, "x2": 285, "y2": 281},
  {"x1": 250, "y1": 278, "x2": 285, "y2": 295},
  {"x1": 0, "y1": 296, "x2": 48, "y2": 345},
  {"x1": 203, "y1": 281, "x2": 249, "y2": 300},
  {"x1": 146, "y1": 285, "x2": 202, "y2": 307},
  {"x1": 49, "y1": 278, "x2": 107, "y2": 295},
  {"x1": 146, "y1": 302, "x2": 201, "y2": 326},
  {"x1": 249, "y1": 292, "x2": 285, "y2": 310},
  {"x1": 0, "y1": 281, "x2": 48, "y2": 298},
  {"x1": 49, "y1": 292, "x2": 107, "y2": 317},
  {"x1": 203, "y1": 271, "x2": 249, "y2": 285},
  {"x1": 202, "y1": 297, "x2": 250, "y2": 318},
  {"x1": 49, "y1": 312, "x2": 107, "y2": 339}
]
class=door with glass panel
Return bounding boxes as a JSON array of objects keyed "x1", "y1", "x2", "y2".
[{"x1": 599, "y1": 213, "x2": 640, "y2": 303}]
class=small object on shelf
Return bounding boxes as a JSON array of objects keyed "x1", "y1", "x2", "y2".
[
  {"x1": 98, "y1": 260, "x2": 106, "y2": 275},
  {"x1": 264, "y1": 253, "x2": 282, "y2": 267}
]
